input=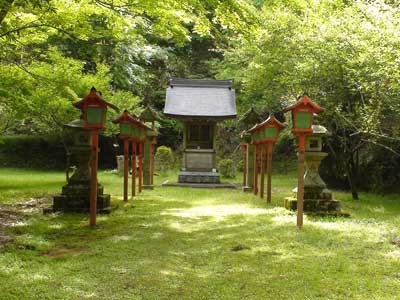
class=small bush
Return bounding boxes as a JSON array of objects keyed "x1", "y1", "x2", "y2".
[
  {"x1": 218, "y1": 158, "x2": 236, "y2": 178},
  {"x1": 155, "y1": 146, "x2": 174, "y2": 174}
]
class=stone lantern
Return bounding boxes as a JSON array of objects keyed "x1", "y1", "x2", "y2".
[
  {"x1": 52, "y1": 118, "x2": 111, "y2": 213},
  {"x1": 285, "y1": 124, "x2": 341, "y2": 213}
]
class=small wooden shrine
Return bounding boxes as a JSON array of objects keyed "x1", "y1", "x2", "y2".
[{"x1": 164, "y1": 78, "x2": 237, "y2": 183}]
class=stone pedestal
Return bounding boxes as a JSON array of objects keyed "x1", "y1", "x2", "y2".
[
  {"x1": 142, "y1": 131, "x2": 157, "y2": 190},
  {"x1": 284, "y1": 152, "x2": 341, "y2": 213},
  {"x1": 53, "y1": 183, "x2": 110, "y2": 213},
  {"x1": 52, "y1": 119, "x2": 111, "y2": 213},
  {"x1": 241, "y1": 133, "x2": 255, "y2": 192},
  {"x1": 116, "y1": 155, "x2": 124, "y2": 176}
]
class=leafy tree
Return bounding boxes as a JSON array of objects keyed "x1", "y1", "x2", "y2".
[{"x1": 217, "y1": 0, "x2": 400, "y2": 197}]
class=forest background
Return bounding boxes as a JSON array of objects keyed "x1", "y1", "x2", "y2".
[{"x1": 0, "y1": 0, "x2": 400, "y2": 198}]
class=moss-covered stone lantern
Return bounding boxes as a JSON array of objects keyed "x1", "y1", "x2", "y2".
[
  {"x1": 285, "y1": 125, "x2": 342, "y2": 214},
  {"x1": 52, "y1": 119, "x2": 110, "y2": 213}
]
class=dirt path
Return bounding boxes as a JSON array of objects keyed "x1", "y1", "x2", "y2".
[{"x1": 0, "y1": 198, "x2": 51, "y2": 247}]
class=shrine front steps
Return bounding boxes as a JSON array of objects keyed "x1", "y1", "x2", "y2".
[
  {"x1": 178, "y1": 171, "x2": 221, "y2": 184},
  {"x1": 162, "y1": 180, "x2": 237, "y2": 189}
]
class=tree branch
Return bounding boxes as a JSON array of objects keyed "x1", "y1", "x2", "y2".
[{"x1": 361, "y1": 138, "x2": 400, "y2": 157}]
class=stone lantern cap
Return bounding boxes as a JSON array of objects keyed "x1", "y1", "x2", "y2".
[
  {"x1": 311, "y1": 125, "x2": 329, "y2": 135},
  {"x1": 305, "y1": 125, "x2": 329, "y2": 152}
]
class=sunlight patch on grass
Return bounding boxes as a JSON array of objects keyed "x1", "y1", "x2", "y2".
[
  {"x1": 163, "y1": 204, "x2": 269, "y2": 219},
  {"x1": 383, "y1": 249, "x2": 400, "y2": 260},
  {"x1": 160, "y1": 269, "x2": 179, "y2": 277},
  {"x1": 109, "y1": 235, "x2": 133, "y2": 242},
  {"x1": 271, "y1": 214, "x2": 297, "y2": 225}
]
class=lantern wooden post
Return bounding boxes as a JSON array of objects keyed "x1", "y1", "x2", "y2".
[
  {"x1": 131, "y1": 140, "x2": 136, "y2": 197},
  {"x1": 297, "y1": 134, "x2": 306, "y2": 227},
  {"x1": 89, "y1": 130, "x2": 99, "y2": 226},
  {"x1": 241, "y1": 144, "x2": 247, "y2": 187},
  {"x1": 138, "y1": 142, "x2": 143, "y2": 193},
  {"x1": 123, "y1": 139, "x2": 129, "y2": 202},
  {"x1": 283, "y1": 94, "x2": 324, "y2": 228},
  {"x1": 254, "y1": 143, "x2": 259, "y2": 195},
  {"x1": 150, "y1": 140, "x2": 156, "y2": 185},
  {"x1": 267, "y1": 142, "x2": 273, "y2": 203},
  {"x1": 260, "y1": 144, "x2": 266, "y2": 198}
]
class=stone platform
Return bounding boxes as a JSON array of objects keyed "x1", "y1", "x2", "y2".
[
  {"x1": 284, "y1": 186, "x2": 344, "y2": 215},
  {"x1": 178, "y1": 171, "x2": 220, "y2": 184},
  {"x1": 53, "y1": 183, "x2": 111, "y2": 213},
  {"x1": 162, "y1": 180, "x2": 237, "y2": 189},
  {"x1": 284, "y1": 197, "x2": 341, "y2": 212}
]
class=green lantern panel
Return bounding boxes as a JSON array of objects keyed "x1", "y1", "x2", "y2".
[
  {"x1": 295, "y1": 111, "x2": 312, "y2": 129},
  {"x1": 132, "y1": 127, "x2": 139, "y2": 138},
  {"x1": 140, "y1": 128, "x2": 146, "y2": 139},
  {"x1": 86, "y1": 107, "x2": 104, "y2": 125},
  {"x1": 264, "y1": 127, "x2": 277, "y2": 139},
  {"x1": 120, "y1": 124, "x2": 131, "y2": 136},
  {"x1": 253, "y1": 131, "x2": 260, "y2": 142}
]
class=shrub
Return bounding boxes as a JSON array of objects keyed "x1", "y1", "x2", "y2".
[
  {"x1": 218, "y1": 158, "x2": 236, "y2": 178},
  {"x1": 155, "y1": 146, "x2": 174, "y2": 174}
]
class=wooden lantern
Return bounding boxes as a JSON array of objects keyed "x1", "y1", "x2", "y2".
[
  {"x1": 249, "y1": 116, "x2": 285, "y2": 143},
  {"x1": 283, "y1": 94, "x2": 324, "y2": 135},
  {"x1": 248, "y1": 116, "x2": 285, "y2": 201},
  {"x1": 72, "y1": 87, "x2": 118, "y2": 226},
  {"x1": 73, "y1": 87, "x2": 118, "y2": 130},
  {"x1": 283, "y1": 94, "x2": 324, "y2": 228},
  {"x1": 113, "y1": 110, "x2": 137, "y2": 202},
  {"x1": 112, "y1": 109, "x2": 136, "y2": 139}
]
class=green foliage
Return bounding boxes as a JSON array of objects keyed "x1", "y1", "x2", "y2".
[
  {"x1": 218, "y1": 158, "x2": 236, "y2": 178},
  {"x1": 155, "y1": 145, "x2": 174, "y2": 174},
  {"x1": 0, "y1": 135, "x2": 65, "y2": 168},
  {"x1": 216, "y1": 0, "x2": 400, "y2": 194}
]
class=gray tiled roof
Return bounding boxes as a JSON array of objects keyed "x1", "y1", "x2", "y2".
[{"x1": 164, "y1": 78, "x2": 237, "y2": 119}]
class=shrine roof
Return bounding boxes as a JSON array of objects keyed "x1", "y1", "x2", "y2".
[{"x1": 164, "y1": 78, "x2": 237, "y2": 119}]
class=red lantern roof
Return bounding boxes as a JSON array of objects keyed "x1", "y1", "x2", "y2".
[
  {"x1": 73, "y1": 87, "x2": 119, "y2": 111},
  {"x1": 112, "y1": 109, "x2": 136, "y2": 124},
  {"x1": 282, "y1": 94, "x2": 324, "y2": 114},
  {"x1": 248, "y1": 115, "x2": 285, "y2": 133}
]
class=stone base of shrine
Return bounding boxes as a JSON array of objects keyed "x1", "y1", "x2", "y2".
[
  {"x1": 142, "y1": 185, "x2": 154, "y2": 190},
  {"x1": 284, "y1": 197, "x2": 342, "y2": 214},
  {"x1": 242, "y1": 186, "x2": 253, "y2": 192},
  {"x1": 162, "y1": 180, "x2": 236, "y2": 189},
  {"x1": 52, "y1": 183, "x2": 111, "y2": 213},
  {"x1": 178, "y1": 171, "x2": 220, "y2": 184}
]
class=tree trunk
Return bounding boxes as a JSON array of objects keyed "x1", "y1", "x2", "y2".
[{"x1": 345, "y1": 155, "x2": 359, "y2": 200}]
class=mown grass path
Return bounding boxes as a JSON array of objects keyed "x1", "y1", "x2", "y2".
[{"x1": 0, "y1": 168, "x2": 400, "y2": 299}]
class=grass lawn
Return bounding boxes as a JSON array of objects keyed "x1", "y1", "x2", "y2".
[{"x1": 0, "y1": 167, "x2": 400, "y2": 300}]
